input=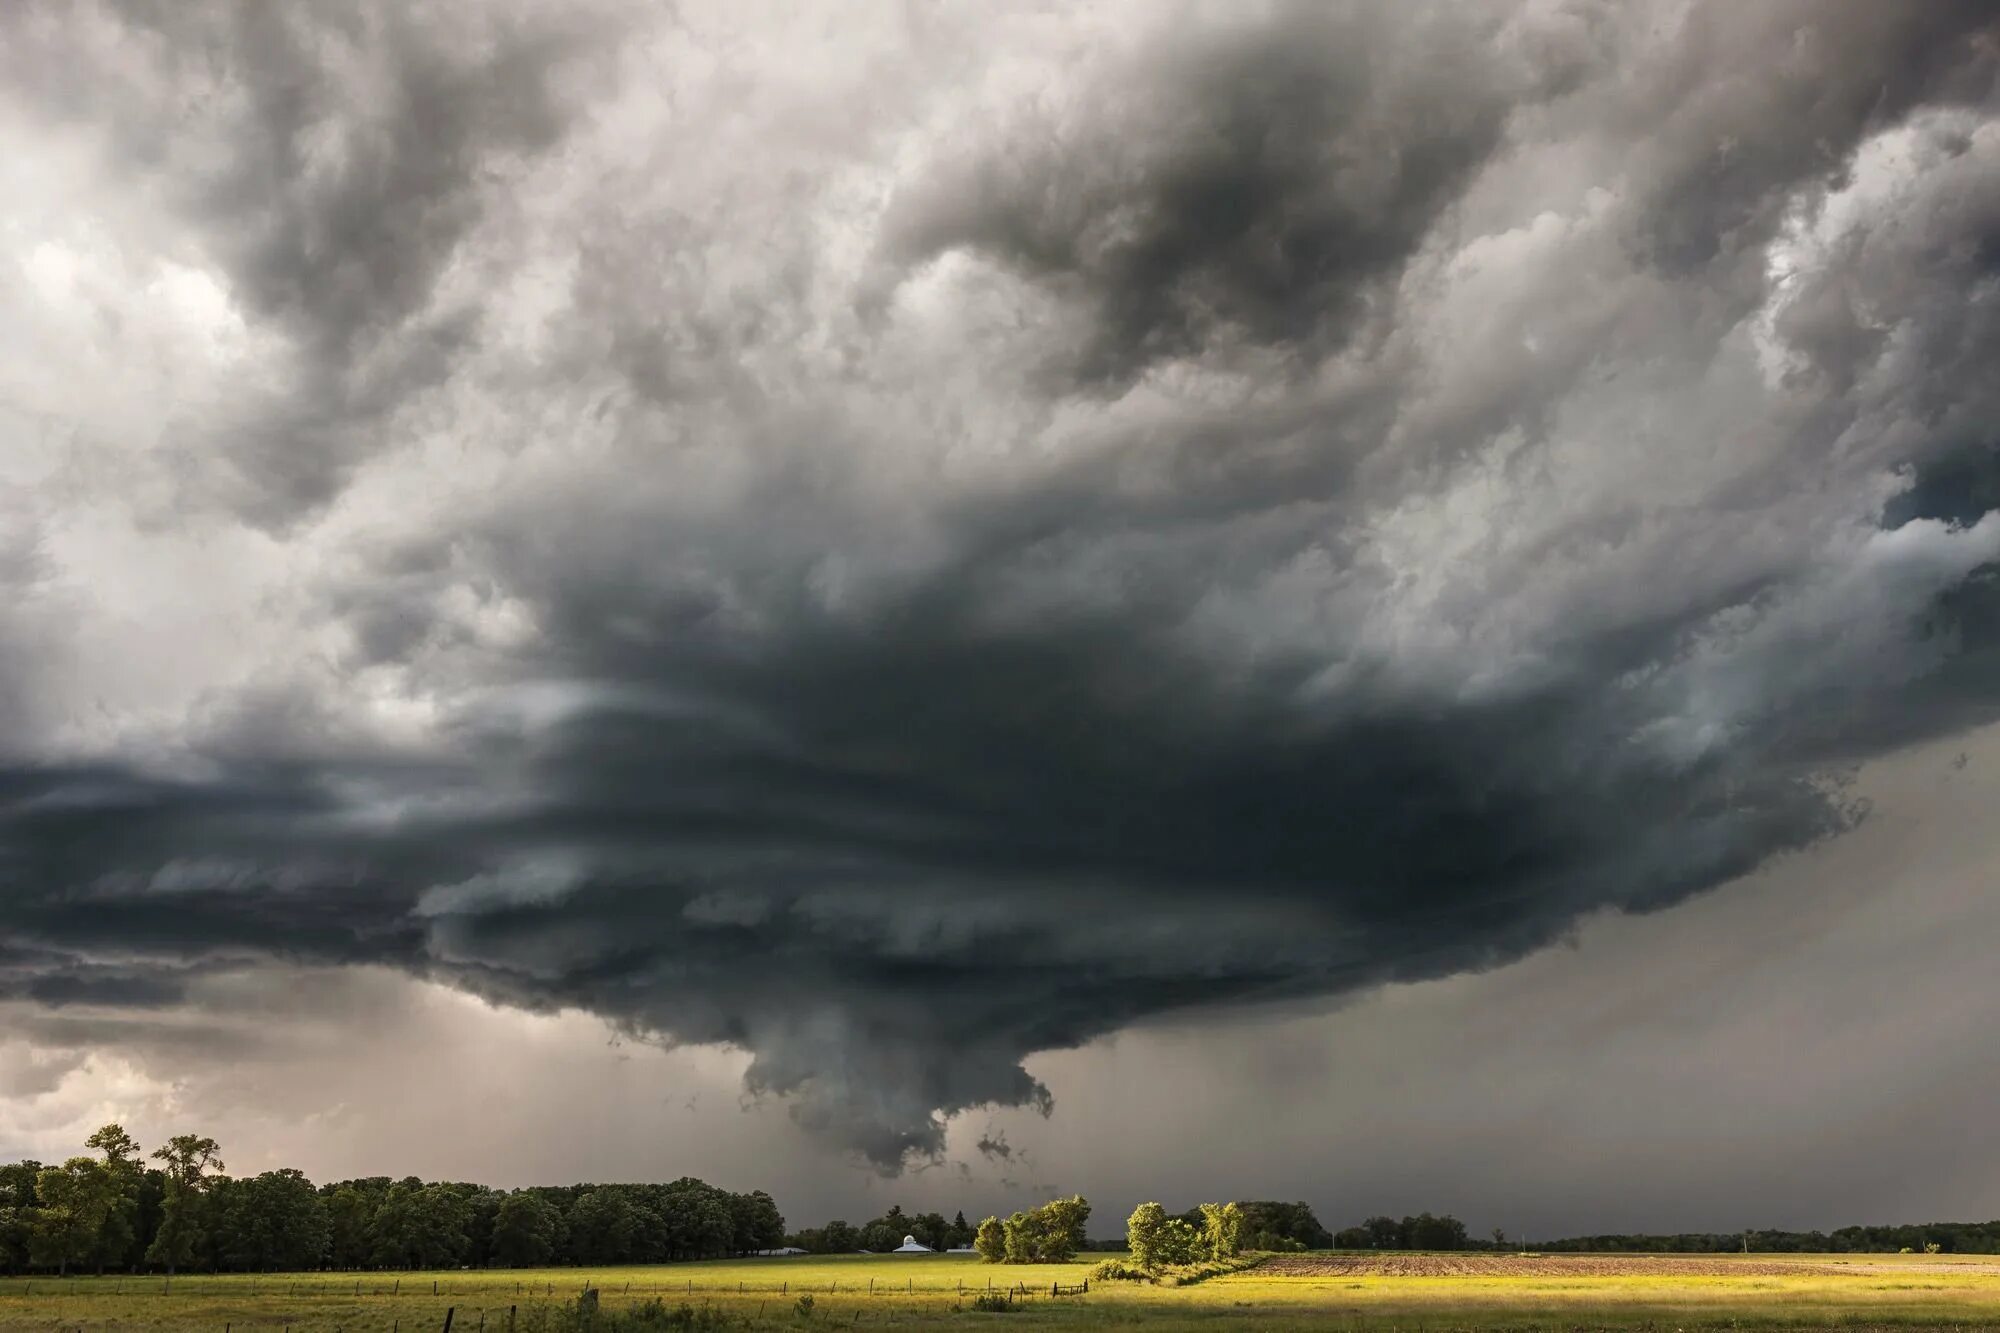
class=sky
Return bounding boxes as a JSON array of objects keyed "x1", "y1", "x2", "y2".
[{"x1": 1, "y1": 0, "x2": 1998, "y2": 1239}]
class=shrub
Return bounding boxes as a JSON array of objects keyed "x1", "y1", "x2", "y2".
[
  {"x1": 967, "y1": 1292, "x2": 1016, "y2": 1313},
  {"x1": 1090, "y1": 1259, "x2": 1150, "y2": 1282},
  {"x1": 1156, "y1": 1255, "x2": 1266, "y2": 1288}
]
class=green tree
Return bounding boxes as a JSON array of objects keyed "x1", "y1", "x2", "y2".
[
  {"x1": 84, "y1": 1125, "x2": 143, "y2": 1273},
  {"x1": 323, "y1": 1184, "x2": 381, "y2": 1269},
  {"x1": 995, "y1": 1196, "x2": 1089, "y2": 1264},
  {"x1": 569, "y1": 1188, "x2": 640, "y2": 1265},
  {"x1": 729, "y1": 1190, "x2": 786, "y2": 1255},
  {"x1": 653, "y1": 1178, "x2": 734, "y2": 1260},
  {"x1": 1406, "y1": 1212, "x2": 1468, "y2": 1251},
  {"x1": 1039, "y1": 1196, "x2": 1090, "y2": 1262},
  {"x1": 372, "y1": 1182, "x2": 473, "y2": 1269},
  {"x1": 32, "y1": 1158, "x2": 119, "y2": 1277},
  {"x1": 1158, "y1": 1218, "x2": 1199, "y2": 1265},
  {"x1": 911, "y1": 1211, "x2": 950, "y2": 1253},
  {"x1": 491, "y1": 1192, "x2": 560, "y2": 1267},
  {"x1": 1363, "y1": 1215, "x2": 1401, "y2": 1249},
  {"x1": 1198, "y1": 1202, "x2": 1244, "y2": 1260},
  {"x1": 211, "y1": 1170, "x2": 327, "y2": 1272},
  {"x1": 973, "y1": 1215, "x2": 1005, "y2": 1263},
  {"x1": 146, "y1": 1135, "x2": 223, "y2": 1277},
  {"x1": 1126, "y1": 1202, "x2": 1168, "y2": 1270},
  {"x1": 1236, "y1": 1200, "x2": 1332, "y2": 1250},
  {"x1": 1001, "y1": 1210, "x2": 1038, "y2": 1263}
]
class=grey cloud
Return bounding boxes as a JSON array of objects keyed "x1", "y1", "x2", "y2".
[
  {"x1": 1, "y1": 2, "x2": 610, "y2": 523},
  {"x1": 877, "y1": 4, "x2": 1550, "y2": 388},
  {"x1": 3, "y1": 1, "x2": 1999, "y2": 1172}
]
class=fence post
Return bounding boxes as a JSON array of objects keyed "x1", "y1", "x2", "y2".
[
  {"x1": 442, "y1": 1308, "x2": 455, "y2": 1333},
  {"x1": 509, "y1": 1306, "x2": 517, "y2": 1333}
]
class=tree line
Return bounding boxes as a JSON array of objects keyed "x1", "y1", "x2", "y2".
[
  {"x1": 0, "y1": 1127, "x2": 785, "y2": 1276},
  {"x1": 1531, "y1": 1223, "x2": 2000, "y2": 1255},
  {"x1": 1324, "y1": 1214, "x2": 2000, "y2": 1255},
  {"x1": 784, "y1": 1205, "x2": 977, "y2": 1255}
]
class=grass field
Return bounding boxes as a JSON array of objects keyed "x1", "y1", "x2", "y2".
[{"x1": 7, "y1": 1252, "x2": 2000, "y2": 1332}]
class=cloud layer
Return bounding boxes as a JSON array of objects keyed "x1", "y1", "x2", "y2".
[{"x1": 2, "y1": 0, "x2": 1998, "y2": 1168}]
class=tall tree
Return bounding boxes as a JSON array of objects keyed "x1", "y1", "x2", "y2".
[
  {"x1": 85, "y1": 1125, "x2": 143, "y2": 1273},
  {"x1": 147, "y1": 1135, "x2": 224, "y2": 1276},
  {"x1": 1198, "y1": 1201, "x2": 1244, "y2": 1260}
]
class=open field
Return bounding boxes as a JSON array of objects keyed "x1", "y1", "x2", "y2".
[{"x1": 8, "y1": 1252, "x2": 2000, "y2": 1332}]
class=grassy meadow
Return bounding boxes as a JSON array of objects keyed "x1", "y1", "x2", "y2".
[{"x1": 8, "y1": 1251, "x2": 2000, "y2": 1331}]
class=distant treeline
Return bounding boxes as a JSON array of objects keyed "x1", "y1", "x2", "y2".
[
  {"x1": 0, "y1": 1126, "x2": 785, "y2": 1276},
  {"x1": 1532, "y1": 1224, "x2": 2000, "y2": 1255},
  {"x1": 785, "y1": 1206, "x2": 976, "y2": 1254},
  {"x1": 1327, "y1": 1216, "x2": 2000, "y2": 1255}
]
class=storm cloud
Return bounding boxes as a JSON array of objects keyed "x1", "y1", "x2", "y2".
[{"x1": 3, "y1": 0, "x2": 1999, "y2": 1170}]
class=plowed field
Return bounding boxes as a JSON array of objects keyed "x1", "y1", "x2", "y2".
[{"x1": 1260, "y1": 1252, "x2": 2000, "y2": 1279}]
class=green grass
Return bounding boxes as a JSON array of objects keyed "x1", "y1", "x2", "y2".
[{"x1": 6, "y1": 1253, "x2": 2000, "y2": 1331}]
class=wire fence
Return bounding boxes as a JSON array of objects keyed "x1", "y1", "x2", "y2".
[
  {"x1": 0, "y1": 1275, "x2": 1089, "y2": 1301},
  {"x1": 0, "y1": 1271, "x2": 1095, "y2": 1328}
]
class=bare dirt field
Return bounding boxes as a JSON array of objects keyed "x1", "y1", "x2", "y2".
[{"x1": 1259, "y1": 1252, "x2": 2000, "y2": 1279}]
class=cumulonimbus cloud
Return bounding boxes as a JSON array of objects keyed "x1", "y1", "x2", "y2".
[{"x1": 2, "y1": 0, "x2": 1998, "y2": 1168}]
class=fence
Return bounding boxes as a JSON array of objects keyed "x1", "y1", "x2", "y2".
[{"x1": 0, "y1": 1271, "x2": 1096, "y2": 1326}]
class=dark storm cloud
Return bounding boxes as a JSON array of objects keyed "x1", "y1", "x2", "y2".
[
  {"x1": 3, "y1": 1, "x2": 2000, "y2": 1170},
  {"x1": 877, "y1": 6, "x2": 1553, "y2": 387}
]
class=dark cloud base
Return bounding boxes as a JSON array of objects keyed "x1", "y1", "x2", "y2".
[{"x1": 3, "y1": 0, "x2": 1999, "y2": 1169}]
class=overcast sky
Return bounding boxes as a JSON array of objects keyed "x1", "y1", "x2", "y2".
[{"x1": 3, "y1": 0, "x2": 1999, "y2": 1238}]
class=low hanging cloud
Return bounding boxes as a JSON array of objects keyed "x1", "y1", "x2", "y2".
[{"x1": 2, "y1": 0, "x2": 1999, "y2": 1170}]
